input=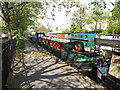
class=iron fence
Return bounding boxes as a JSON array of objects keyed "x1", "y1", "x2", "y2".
[{"x1": 2, "y1": 38, "x2": 16, "y2": 89}]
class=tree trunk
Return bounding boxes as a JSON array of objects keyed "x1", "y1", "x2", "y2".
[
  {"x1": 2, "y1": 2, "x2": 12, "y2": 39},
  {"x1": 112, "y1": 27, "x2": 115, "y2": 35},
  {"x1": 6, "y1": 20, "x2": 12, "y2": 39},
  {"x1": 118, "y1": 18, "x2": 120, "y2": 34},
  {"x1": 94, "y1": 20, "x2": 97, "y2": 34}
]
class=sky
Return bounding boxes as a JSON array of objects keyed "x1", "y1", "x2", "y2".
[
  {"x1": 39, "y1": 0, "x2": 115, "y2": 32},
  {"x1": 40, "y1": 7, "x2": 76, "y2": 32}
]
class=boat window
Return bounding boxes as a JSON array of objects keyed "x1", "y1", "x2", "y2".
[
  {"x1": 117, "y1": 36, "x2": 119, "y2": 39},
  {"x1": 41, "y1": 34, "x2": 44, "y2": 36},
  {"x1": 38, "y1": 34, "x2": 44, "y2": 37},
  {"x1": 81, "y1": 35, "x2": 82, "y2": 38},
  {"x1": 69, "y1": 45, "x2": 73, "y2": 48},
  {"x1": 75, "y1": 35, "x2": 77, "y2": 37},
  {"x1": 75, "y1": 43, "x2": 83, "y2": 52},
  {"x1": 38, "y1": 35, "x2": 41, "y2": 37},
  {"x1": 46, "y1": 40, "x2": 48, "y2": 44},
  {"x1": 85, "y1": 35, "x2": 87, "y2": 38},
  {"x1": 85, "y1": 42, "x2": 87, "y2": 46}
]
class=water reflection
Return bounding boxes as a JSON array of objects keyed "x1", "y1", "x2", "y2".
[
  {"x1": 83, "y1": 41, "x2": 118, "y2": 59},
  {"x1": 71, "y1": 39, "x2": 119, "y2": 59}
]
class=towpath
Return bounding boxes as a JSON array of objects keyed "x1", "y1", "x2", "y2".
[{"x1": 15, "y1": 38, "x2": 106, "y2": 89}]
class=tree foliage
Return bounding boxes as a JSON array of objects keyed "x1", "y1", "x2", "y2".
[
  {"x1": 106, "y1": 1, "x2": 120, "y2": 34},
  {"x1": 33, "y1": 25, "x2": 51, "y2": 33},
  {"x1": 72, "y1": 6, "x2": 87, "y2": 29},
  {"x1": 87, "y1": 1, "x2": 109, "y2": 33},
  {"x1": 1, "y1": 0, "x2": 119, "y2": 36},
  {"x1": 1, "y1": 2, "x2": 43, "y2": 38},
  {"x1": 70, "y1": 0, "x2": 110, "y2": 34},
  {"x1": 62, "y1": 22, "x2": 87, "y2": 33},
  {"x1": 11, "y1": 2, "x2": 42, "y2": 34}
]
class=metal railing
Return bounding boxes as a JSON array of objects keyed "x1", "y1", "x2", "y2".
[{"x1": 2, "y1": 38, "x2": 16, "y2": 89}]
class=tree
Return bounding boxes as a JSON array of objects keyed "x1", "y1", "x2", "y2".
[
  {"x1": 70, "y1": 0, "x2": 109, "y2": 34},
  {"x1": 33, "y1": 25, "x2": 51, "y2": 33},
  {"x1": 55, "y1": 27, "x2": 59, "y2": 31},
  {"x1": 90, "y1": 1, "x2": 107, "y2": 33},
  {"x1": 70, "y1": 22, "x2": 78, "y2": 33},
  {"x1": 106, "y1": 1, "x2": 120, "y2": 34},
  {"x1": 69, "y1": 22, "x2": 87, "y2": 33},
  {"x1": 1, "y1": 2, "x2": 28, "y2": 38},
  {"x1": 62, "y1": 29, "x2": 70, "y2": 33},
  {"x1": 12, "y1": 3, "x2": 42, "y2": 34},
  {"x1": 72, "y1": 6, "x2": 87, "y2": 29},
  {"x1": 47, "y1": 23, "x2": 52, "y2": 32},
  {"x1": 1, "y1": 2, "x2": 43, "y2": 38}
]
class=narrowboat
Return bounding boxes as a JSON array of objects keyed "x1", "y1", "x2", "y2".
[{"x1": 29, "y1": 32, "x2": 104, "y2": 70}]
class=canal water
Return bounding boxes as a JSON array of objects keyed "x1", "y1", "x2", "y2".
[{"x1": 83, "y1": 41, "x2": 118, "y2": 59}]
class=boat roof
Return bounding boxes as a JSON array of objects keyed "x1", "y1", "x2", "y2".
[
  {"x1": 41, "y1": 36, "x2": 70, "y2": 43},
  {"x1": 41, "y1": 36, "x2": 84, "y2": 44}
]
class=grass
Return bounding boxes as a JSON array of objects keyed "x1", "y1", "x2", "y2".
[{"x1": 30, "y1": 41, "x2": 53, "y2": 57}]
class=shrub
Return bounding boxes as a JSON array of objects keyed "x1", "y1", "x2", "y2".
[{"x1": 16, "y1": 33, "x2": 25, "y2": 53}]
